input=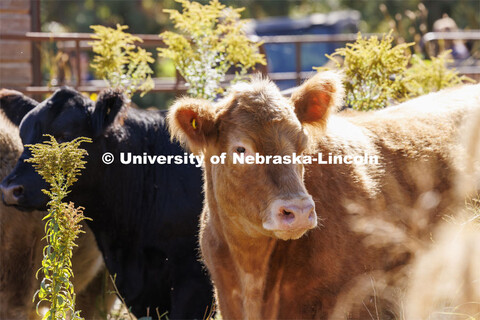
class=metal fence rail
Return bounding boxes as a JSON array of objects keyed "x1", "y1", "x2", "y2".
[
  {"x1": 0, "y1": 32, "x2": 167, "y2": 93},
  {"x1": 0, "y1": 31, "x2": 479, "y2": 95},
  {"x1": 422, "y1": 31, "x2": 480, "y2": 79}
]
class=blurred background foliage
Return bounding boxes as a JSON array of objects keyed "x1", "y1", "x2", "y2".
[
  {"x1": 41, "y1": 0, "x2": 480, "y2": 34},
  {"x1": 41, "y1": 0, "x2": 479, "y2": 34},
  {"x1": 39, "y1": 0, "x2": 479, "y2": 108}
]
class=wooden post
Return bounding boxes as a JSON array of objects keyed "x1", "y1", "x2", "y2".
[
  {"x1": 295, "y1": 42, "x2": 302, "y2": 86},
  {"x1": 31, "y1": 0, "x2": 42, "y2": 89}
]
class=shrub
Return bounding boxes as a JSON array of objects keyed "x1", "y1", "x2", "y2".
[
  {"x1": 26, "y1": 135, "x2": 91, "y2": 320},
  {"x1": 158, "y1": 0, "x2": 266, "y2": 100},
  {"x1": 405, "y1": 51, "x2": 472, "y2": 97},
  {"x1": 323, "y1": 31, "x2": 413, "y2": 111},
  {"x1": 322, "y1": 31, "x2": 473, "y2": 111},
  {"x1": 90, "y1": 24, "x2": 154, "y2": 99}
]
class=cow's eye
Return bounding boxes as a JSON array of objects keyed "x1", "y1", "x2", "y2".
[{"x1": 236, "y1": 146, "x2": 246, "y2": 153}]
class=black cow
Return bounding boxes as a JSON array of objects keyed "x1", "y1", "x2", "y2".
[{"x1": 0, "y1": 88, "x2": 213, "y2": 318}]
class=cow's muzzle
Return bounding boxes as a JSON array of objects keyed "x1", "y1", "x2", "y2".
[
  {"x1": 263, "y1": 196, "x2": 317, "y2": 240},
  {"x1": 0, "y1": 181, "x2": 25, "y2": 206}
]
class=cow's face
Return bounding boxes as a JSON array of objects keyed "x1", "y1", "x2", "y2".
[
  {"x1": 0, "y1": 87, "x2": 125, "y2": 210},
  {"x1": 168, "y1": 72, "x2": 344, "y2": 240}
]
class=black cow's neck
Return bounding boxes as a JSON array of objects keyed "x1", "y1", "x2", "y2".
[
  {"x1": 73, "y1": 108, "x2": 167, "y2": 218},
  {"x1": 73, "y1": 108, "x2": 203, "y2": 233},
  {"x1": 65, "y1": 107, "x2": 205, "y2": 311}
]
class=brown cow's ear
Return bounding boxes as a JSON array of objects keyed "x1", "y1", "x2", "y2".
[
  {"x1": 167, "y1": 97, "x2": 217, "y2": 153},
  {"x1": 291, "y1": 71, "x2": 344, "y2": 128}
]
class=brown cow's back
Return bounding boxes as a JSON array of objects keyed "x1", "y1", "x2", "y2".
[{"x1": 305, "y1": 86, "x2": 479, "y2": 317}]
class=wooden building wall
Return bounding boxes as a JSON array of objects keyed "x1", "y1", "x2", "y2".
[{"x1": 0, "y1": 0, "x2": 32, "y2": 89}]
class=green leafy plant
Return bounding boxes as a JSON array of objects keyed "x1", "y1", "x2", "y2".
[
  {"x1": 158, "y1": 0, "x2": 266, "y2": 100},
  {"x1": 26, "y1": 135, "x2": 92, "y2": 320},
  {"x1": 90, "y1": 24, "x2": 154, "y2": 98},
  {"x1": 323, "y1": 31, "x2": 413, "y2": 111},
  {"x1": 405, "y1": 51, "x2": 473, "y2": 97},
  {"x1": 322, "y1": 31, "x2": 473, "y2": 111}
]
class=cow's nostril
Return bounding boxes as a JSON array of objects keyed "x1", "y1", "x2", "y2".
[
  {"x1": 13, "y1": 185, "x2": 24, "y2": 198},
  {"x1": 1, "y1": 184, "x2": 25, "y2": 205},
  {"x1": 281, "y1": 209, "x2": 296, "y2": 224}
]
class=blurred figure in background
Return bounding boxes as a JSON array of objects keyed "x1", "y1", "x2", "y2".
[{"x1": 432, "y1": 14, "x2": 470, "y2": 60}]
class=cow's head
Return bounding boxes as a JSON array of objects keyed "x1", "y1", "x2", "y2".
[
  {"x1": 168, "y1": 71, "x2": 344, "y2": 240},
  {"x1": 0, "y1": 87, "x2": 125, "y2": 210}
]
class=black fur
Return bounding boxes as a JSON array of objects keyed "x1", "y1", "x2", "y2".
[{"x1": 0, "y1": 88, "x2": 213, "y2": 319}]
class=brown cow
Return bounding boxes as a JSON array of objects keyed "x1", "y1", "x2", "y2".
[
  {"x1": 404, "y1": 108, "x2": 480, "y2": 319},
  {"x1": 0, "y1": 97, "x2": 115, "y2": 319},
  {"x1": 167, "y1": 71, "x2": 480, "y2": 319}
]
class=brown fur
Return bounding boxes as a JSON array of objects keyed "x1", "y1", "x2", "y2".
[
  {"x1": 0, "y1": 111, "x2": 115, "y2": 319},
  {"x1": 403, "y1": 107, "x2": 480, "y2": 320},
  {"x1": 457, "y1": 107, "x2": 480, "y2": 196},
  {"x1": 404, "y1": 218, "x2": 480, "y2": 320},
  {"x1": 168, "y1": 72, "x2": 480, "y2": 319}
]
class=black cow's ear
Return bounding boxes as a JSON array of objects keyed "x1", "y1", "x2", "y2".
[
  {"x1": 91, "y1": 89, "x2": 125, "y2": 137},
  {"x1": 291, "y1": 71, "x2": 344, "y2": 130},
  {"x1": 0, "y1": 89, "x2": 39, "y2": 126},
  {"x1": 167, "y1": 97, "x2": 217, "y2": 154}
]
